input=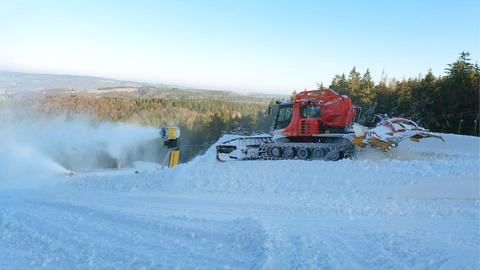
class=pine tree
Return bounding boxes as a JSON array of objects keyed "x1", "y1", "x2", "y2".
[
  {"x1": 347, "y1": 67, "x2": 362, "y2": 104},
  {"x1": 360, "y1": 69, "x2": 375, "y2": 105},
  {"x1": 330, "y1": 73, "x2": 348, "y2": 95},
  {"x1": 442, "y1": 52, "x2": 480, "y2": 134}
]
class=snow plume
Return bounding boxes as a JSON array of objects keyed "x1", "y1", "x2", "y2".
[{"x1": 0, "y1": 106, "x2": 161, "y2": 186}]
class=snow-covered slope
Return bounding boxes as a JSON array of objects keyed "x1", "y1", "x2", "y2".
[{"x1": 1, "y1": 126, "x2": 479, "y2": 269}]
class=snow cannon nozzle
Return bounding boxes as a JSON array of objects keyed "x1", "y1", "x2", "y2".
[{"x1": 160, "y1": 126, "x2": 180, "y2": 141}]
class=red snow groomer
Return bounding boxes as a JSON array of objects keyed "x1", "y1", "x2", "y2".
[
  {"x1": 216, "y1": 88, "x2": 443, "y2": 161},
  {"x1": 272, "y1": 88, "x2": 356, "y2": 141}
]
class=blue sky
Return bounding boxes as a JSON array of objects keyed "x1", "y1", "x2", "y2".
[{"x1": 0, "y1": 0, "x2": 478, "y2": 94}]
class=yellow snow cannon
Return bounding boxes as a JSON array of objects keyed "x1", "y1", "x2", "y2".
[{"x1": 160, "y1": 126, "x2": 180, "y2": 168}]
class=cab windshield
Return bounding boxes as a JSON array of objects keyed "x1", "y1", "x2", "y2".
[
  {"x1": 275, "y1": 104, "x2": 293, "y2": 129},
  {"x1": 300, "y1": 104, "x2": 320, "y2": 118}
]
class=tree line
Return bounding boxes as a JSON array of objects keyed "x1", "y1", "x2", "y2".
[{"x1": 328, "y1": 52, "x2": 479, "y2": 135}]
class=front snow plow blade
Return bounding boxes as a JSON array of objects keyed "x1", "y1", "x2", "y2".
[
  {"x1": 409, "y1": 132, "x2": 445, "y2": 143},
  {"x1": 351, "y1": 116, "x2": 444, "y2": 151},
  {"x1": 351, "y1": 136, "x2": 398, "y2": 151},
  {"x1": 216, "y1": 144, "x2": 238, "y2": 162}
]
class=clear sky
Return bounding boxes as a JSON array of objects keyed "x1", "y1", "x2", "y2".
[{"x1": 0, "y1": 0, "x2": 478, "y2": 94}]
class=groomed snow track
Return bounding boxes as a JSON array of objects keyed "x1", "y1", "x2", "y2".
[{"x1": 1, "y1": 132, "x2": 479, "y2": 269}]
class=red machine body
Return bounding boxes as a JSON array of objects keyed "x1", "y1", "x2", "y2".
[{"x1": 273, "y1": 88, "x2": 356, "y2": 141}]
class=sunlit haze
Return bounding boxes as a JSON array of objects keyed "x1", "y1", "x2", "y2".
[{"x1": 0, "y1": 0, "x2": 478, "y2": 94}]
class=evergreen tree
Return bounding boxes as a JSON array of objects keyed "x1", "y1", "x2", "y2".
[
  {"x1": 347, "y1": 67, "x2": 362, "y2": 104},
  {"x1": 359, "y1": 69, "x2": 375, "y2": 105},
  {"x1": 441, "y1": 52, "x2": 480, "y2": 134},
  {"x1": 330, "y1": 73, "x2": 348, "y2": 95}
]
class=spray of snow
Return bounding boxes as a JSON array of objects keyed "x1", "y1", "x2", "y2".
[{"x1": 0, "y1": 106, "x2": 160, "y2": 187}]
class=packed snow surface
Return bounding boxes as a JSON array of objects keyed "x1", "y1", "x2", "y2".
[{"x1": 0, "y1": 120, "x2": 479, "y2": 269}]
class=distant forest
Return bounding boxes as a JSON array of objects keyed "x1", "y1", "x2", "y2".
[
  {"x1": 328, "y1": 52, "x2": 479, "y2": 135},
  {"x1": 10, "y1": 52, "x2": 479, "y2": 162}
]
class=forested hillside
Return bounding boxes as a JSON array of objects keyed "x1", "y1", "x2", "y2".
[{"x1": 328, "y1": 52, "x2": 479, "y2": 135}]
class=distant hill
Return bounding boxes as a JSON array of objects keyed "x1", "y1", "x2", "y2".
[
  {"x1": 0, "y1": 71, "x2": 287, "y2": 102},
  {"x1": 0, "y1": 71, "x2": 154, "y2": 93}
]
